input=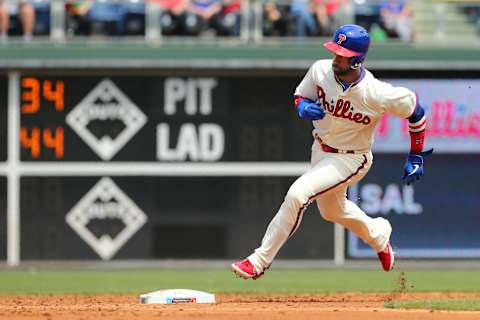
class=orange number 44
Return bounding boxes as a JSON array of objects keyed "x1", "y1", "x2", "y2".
[{"x1": 20, "y1": 127, "x2": 64, "y2": 159}]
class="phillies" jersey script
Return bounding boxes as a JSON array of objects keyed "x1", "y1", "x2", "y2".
[{"x1": 295, "y1": 59, "x2": 416, "y2": 151}]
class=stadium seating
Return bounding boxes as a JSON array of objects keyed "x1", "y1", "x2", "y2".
[{"x1": 5, "y1": 0, "x2": 479, "y2": 43}]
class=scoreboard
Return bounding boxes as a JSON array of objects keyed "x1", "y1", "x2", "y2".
[
  {"x1": 19, "y1": 75, "x2": 313, "y2": 162},
  {"x1": 2, "y1": 72, "x2": 479, "y2": 262},
  {"x1": 2, "y1": 72, "x2": 335, "y2": 262}
]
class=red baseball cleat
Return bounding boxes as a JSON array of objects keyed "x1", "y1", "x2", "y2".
[
  {"x1": 377, "y1": 242, "x2": 395, "y2": 271},
  {"x1": 231, "y1": 258, "x2": 264, "y2": 280}
]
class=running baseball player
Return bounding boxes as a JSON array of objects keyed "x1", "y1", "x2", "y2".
[{"x1": 231, "y1": 24, "x2": 432, "y2": 279}]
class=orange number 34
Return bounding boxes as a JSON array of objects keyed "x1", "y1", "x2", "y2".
[{"x1": 21, "y1": 78, "x2": 65, "y2": 113}]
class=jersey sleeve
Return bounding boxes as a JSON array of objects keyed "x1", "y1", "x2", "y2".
[
  {"x1": 377, "y1": 81, "x2": 416, "y2": 118},
  {"x1": 294, "y1": 62, "x2": 319, "y2": 101}
]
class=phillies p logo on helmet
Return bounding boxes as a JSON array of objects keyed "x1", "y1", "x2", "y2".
[{"x1": 337, "y1": 34, "x2": 347, "y2": 44}]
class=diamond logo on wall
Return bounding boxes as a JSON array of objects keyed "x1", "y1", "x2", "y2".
[
  {"x1": 66, "y1": 78, "x2": 147, "y2": 160},
  {"x1": 65, "y1": 177, "x2": 148, "y2": 260}
]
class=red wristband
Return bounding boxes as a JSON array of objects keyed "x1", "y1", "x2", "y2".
[
  {"x1": 409, "y1": 130, "x2": 425, "y2": 154},
  {"x1": 294, "y1": 96, "x2": 304, "y2": 109}
]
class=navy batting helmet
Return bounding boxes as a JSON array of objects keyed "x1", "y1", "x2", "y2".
[{"x1": 323, "y1": 24, "x2": 370, "y2": 69}]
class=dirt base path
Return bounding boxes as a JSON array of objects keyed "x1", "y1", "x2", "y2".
[{"x1": 1, "y1": 293, "x2": 480, "y2": 320}]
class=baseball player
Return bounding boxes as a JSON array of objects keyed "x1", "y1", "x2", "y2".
[{"x1": 231, "y1": 24, "x2": 432, "y2": 279}]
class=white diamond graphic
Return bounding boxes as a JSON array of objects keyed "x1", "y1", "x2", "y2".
[
  {"x1": 65, "y1": 177, "x2": 148, "y2": 260},
  {"x1": 66, "y1": 78, "x2": 147, "y2": 160}
]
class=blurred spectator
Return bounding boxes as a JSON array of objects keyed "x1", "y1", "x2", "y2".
[
  {"x1": 464, "y1": 5, "x2": 480, "y2": 35},
  {"x1": 122, "y1": 0, "x2": 146, "y2": 35},
  {"x1": 157, "y1": 0, "x2": 241, "y2": 36},
  {"x1": 369, "y1": 21, "x2": 387, "y2": 41},
  {"x1": 290, "y1": 0, "x2": 319, "y2": 37},
  {"x1": 189, "y1": 0, "x2": 223, "y2": 35},
  {"x1": 263, "y1": 1, "x2": 289, "y2": 36},
  {"x1": 289, "y1": 0, "x2": 352, "y2": 37},
  {"x1": 86, "y1": 0, "x2": 128, "y2": 35},
  {"x1": 31, "y1": 0, "x2": 50, "y2": 35},
  {"x1": 379, "y1": 0, "x2": 413, "y2": 42},
  {"x1": 473, "y1": 7, "x2": 480, "y2": 35},
  {"x1": 353, "y1": 0, "x2": 381, "y2": 31},
  {"x1": 328, "y1": 0, "x2": 353, "y2": 28},
  {"x1": 156, "y1": 0, "x2": 199, "y2": 36},
  {"x1": 217, "y1": 0, "x2": 241, "y2": 36},
  {"x1": 0, "y1": 0, "x2": 35, "y2": 41},
  {"x1": 66, "y1": 0, "x2": 145, "y2": 36},
  {"x1": 310, "y1": 0, "x2": 331, "y2": 35},
  {"x1": 66, "y1": 1, "x2": 92, "y2": 36},
  {"x1": 311, "y1": 0, "x2": 352, "y2": 34}
]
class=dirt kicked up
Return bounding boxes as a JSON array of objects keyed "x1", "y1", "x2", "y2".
[{"x1": 1, "y1": 293, "x2": 480, "y2": 320}]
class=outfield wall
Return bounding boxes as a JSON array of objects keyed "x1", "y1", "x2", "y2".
[{"x1": 0, "y1": 67, "x2": 479, "y2": 265}]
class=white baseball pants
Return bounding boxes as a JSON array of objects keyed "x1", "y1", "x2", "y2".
[{"x1": 248, "y1": 141, "x2": 392, "y2": 274}]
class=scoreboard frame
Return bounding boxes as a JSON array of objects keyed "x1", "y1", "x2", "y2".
[{"x1": 2, "y1": 69, "x2": 480, "y2": 265}]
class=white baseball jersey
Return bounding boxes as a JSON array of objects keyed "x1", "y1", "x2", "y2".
[{"x1": 295, "y1": 59, "x2": 416, "y2": 151}]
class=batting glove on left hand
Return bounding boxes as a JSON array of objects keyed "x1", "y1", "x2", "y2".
[{"x1": 402, "y1": 148, "x2": 433, "y2": 185}]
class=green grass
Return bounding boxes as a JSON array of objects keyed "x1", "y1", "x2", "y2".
[
  {"x1": 1, "y1": 269, "x2": 480, "y2": 295},
  {"x1": 385, "y1": 300, "x2": 480, "y2": 311}
]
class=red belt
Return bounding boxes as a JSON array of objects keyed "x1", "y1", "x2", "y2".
[
  {"x1": 320, "y1": 143, "x2": 355, "y2": 154},
  {"x1": 314, "y1": 134, "x2": 356, "y2": 154}
]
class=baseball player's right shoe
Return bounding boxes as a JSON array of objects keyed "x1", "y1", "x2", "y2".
[
  {"x1": 377, "y1": 242, "x2": 395, "y2": 271},
  {"x1": 231, "y1": 258, "x2": 264, "y2": 280}
]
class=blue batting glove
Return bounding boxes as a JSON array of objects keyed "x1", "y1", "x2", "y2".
[
  {"x1": 296, "y1": 99, "x2": 325, "y2": 120},
  {"x1": 402, "y1": 148, "x2": 434, "y2": 185}
]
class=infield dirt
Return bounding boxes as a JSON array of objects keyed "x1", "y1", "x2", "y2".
[{"x1": 1, "y1": 292, "x2": 480, "y2": 320}]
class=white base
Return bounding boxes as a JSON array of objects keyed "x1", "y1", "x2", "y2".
[{"x1": 140, "y1": 289, "x2": 216, "y2": 304}]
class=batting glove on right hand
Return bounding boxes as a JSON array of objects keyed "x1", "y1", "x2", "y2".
[
  {"x1": 296, "y1": 99, "x2": 325, "y2": 120},
  {"x1": 402, "y1": 148, "x2": 433, "y2": 185}
]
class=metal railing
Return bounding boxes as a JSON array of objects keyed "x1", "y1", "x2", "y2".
[
  {"x1": 25, "y1": 0, "x2": 348, "y2": 44},
  {"x1": 22, "y1": 0, "x2": 480, "y2": 44}
]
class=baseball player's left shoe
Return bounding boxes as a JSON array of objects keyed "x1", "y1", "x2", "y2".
[
  {"x1": 231, "y1": 258, "x2": 264, "y2": 280},
  {"x1": 377, "y1": 242, "x2": 395, "y2": 271}
]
